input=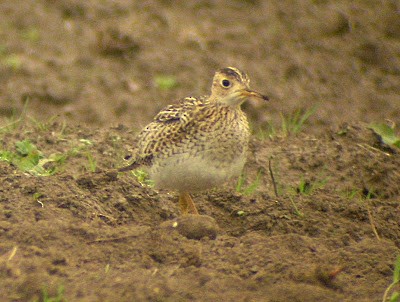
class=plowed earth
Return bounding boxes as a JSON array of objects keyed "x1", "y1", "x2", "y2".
[{"x1": 0, "y1": 1, "x2": 399, "y2": 301}]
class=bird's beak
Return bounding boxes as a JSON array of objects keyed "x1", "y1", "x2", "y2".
[
  {"x1": 240, "y1": 89, "x2": 269, "y2": 102},
  {"x1": 220, "y1": 89, "x2": 269, "y2": 107}
]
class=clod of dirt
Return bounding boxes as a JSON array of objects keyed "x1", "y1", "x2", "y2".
[{"x1": 161, "y1": 214, "x2": 219, "y2": 240}]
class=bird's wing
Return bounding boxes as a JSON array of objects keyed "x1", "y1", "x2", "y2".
[
  {"x1": 153, "y1": 96, "x2": 206, "y2": 125},
  {"x1": 120, "y1": 96, "x2": 208, "y2": 170}
]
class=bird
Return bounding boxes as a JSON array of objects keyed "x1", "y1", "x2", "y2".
[{"x1": 119, "y1": 67, "x2": 268, "y2": 215}]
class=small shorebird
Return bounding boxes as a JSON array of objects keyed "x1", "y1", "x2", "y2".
[{"x1": 119, "y1": 67, "x2": 268, "y2": 215}]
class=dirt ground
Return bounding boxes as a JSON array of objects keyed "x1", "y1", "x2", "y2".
[{"x1": 0, "y1": 0, "x2": 399, "y2": 301}]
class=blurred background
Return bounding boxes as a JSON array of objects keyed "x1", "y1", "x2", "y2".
[{"x1": 0, "y1": 0, "x2": 399, "y2": 134}]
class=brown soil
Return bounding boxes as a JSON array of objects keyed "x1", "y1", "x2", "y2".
[{"x1": 1, "y1": 1, "x2": 399, "y2": 301}]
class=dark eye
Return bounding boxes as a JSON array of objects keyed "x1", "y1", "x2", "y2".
[{"x1": 221, "y1": 79, "x2": 231, "y2": 88}]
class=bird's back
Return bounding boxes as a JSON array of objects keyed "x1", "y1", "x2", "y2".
[{"x1": 134, "y1": 96, "x2": 249, "y2": 167}]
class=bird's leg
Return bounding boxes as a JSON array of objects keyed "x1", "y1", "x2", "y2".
[{"x1": 179, "y1": 192, "x2": 199, "y2": 215}]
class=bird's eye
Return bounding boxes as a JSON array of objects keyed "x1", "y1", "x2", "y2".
[{"x1": 221, "y1": 79, "x2": 231, "y2": 88}]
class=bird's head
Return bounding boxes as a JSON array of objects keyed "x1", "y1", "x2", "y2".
[{"x1": 210, "y1": 67, "x2": 269, "y2": 107}]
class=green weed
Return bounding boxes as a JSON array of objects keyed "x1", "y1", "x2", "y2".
[
  {"x1": 132, "y1": 169, "x2": 154, "y2": 187},
  {"x1": 1, "y1": 139, "x2": 65, "y2": 176},
  {"x1": 0, "y1": 138, "x2": 94, "y2": 176},
  {"x1": 0, "y1": 139, "x2": 44, "y2": 174},
  {"x1": 382, "y1": 255, "x2": 400, "y2": 302},
  {"x1": 369, "y1": 122, "x2": 400, "y2": 148}
]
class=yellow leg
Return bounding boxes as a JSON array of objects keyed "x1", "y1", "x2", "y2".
[{"x1": 179, "y1": 192, "x2": 199, "y2": 215}]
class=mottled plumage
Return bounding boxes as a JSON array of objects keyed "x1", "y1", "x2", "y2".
[{"x1": 120, "y1": 67, "x2": 268, "y2": 214}]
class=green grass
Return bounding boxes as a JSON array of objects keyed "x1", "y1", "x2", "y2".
[
  {"x1": 280, "y1": 106, "x2": 317, "y2": 136},
  {"x1": 236, "y1": 170, "x2": 263, "y2": 195},
  {"x1": 37, "y1": 285, "x2": 65, "y2": 302},
  {"x1": 341, "y1": 188, "x2": 361, "y2": 200},
  {"x1": 85, "y1": 152, "x2": 97, "y2": 172},
  {"x1": 288, "y1": 196, "x2": 304, "y2": 217},
  {"x1": 257, "y1": 106, "x2": 317, "y2": 139},
  {"x1": 0, "y1": 101, "x2": 68, "y2": 138},
  {"x1": 295, "y1": 177, "x2": 329, "y2": 195},
  {"x1": 382, "y1": 255, "x2": 400, "y2": 302},
  {"x1": 0, "y1": 100, "x2": 30, "y2": 135},
  {"x1": 28, "y1": 115, "x2": 62, "y2": 132}
]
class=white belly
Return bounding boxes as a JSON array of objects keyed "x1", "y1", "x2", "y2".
[{"x1": 150, "y1": 153, "x2": 246, "y2": 192}]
